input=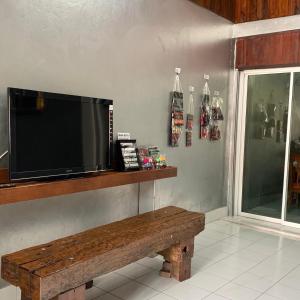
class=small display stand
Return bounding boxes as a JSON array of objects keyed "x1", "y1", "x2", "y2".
[{"x1": 116, "y1": 139, "x2": 139, "y2": 171}]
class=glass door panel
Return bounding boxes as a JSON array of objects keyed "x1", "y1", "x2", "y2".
[
  {"x1": 286, "y1": 72, "x2": 300, "y2": 224},
  {"x1": 242, "y1": 73, "x2": 291, "y2": 219}
]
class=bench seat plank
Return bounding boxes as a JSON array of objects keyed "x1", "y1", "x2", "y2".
[
  {"x1": 2, "y1": 207, "x2": 186, "y2": 284},
  {"x1": 33, "y1": 211, "x2": 201, "y2": 276},
  {"x1": 2, "y1": 206, "x2": 205, "y2": 300},
  {"x1": 4, "y1": 206, "x2": 185, "y2": 266},
  {"x1": 22, "y1": 211, "x2": 197, "y2": 274}
]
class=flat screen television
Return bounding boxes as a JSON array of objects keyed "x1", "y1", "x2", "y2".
[{"x1": 8, "y1": 88, "x2": 113, "y2": 181}]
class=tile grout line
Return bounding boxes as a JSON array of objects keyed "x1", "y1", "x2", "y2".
[
  {"x1": 94, "y1": 220, "x2": 299, "y2": 300},
  {"x1": 188, "y1": 224, "x2": 265, "y2": 298},
  {"x1": 211, "y1": 241, "x2": 285, "y2": 298},
  {"x1": 253, "y1": 262, "x2": 300, "y2": 300},
  {"x1": 110, "y1": 227, "x2": 239, "y2": 300},
  {"x1": 195, "y1": 223, "x2": 292, "y2": 299},
  {"x1": 159, "y1": 228, "x2": 266, "y2": 299},
  {"x1": 153, "y1": 223, "x2": 289, "y2": 299},
  {"x1": 225, "y1": 218, "x2": 300, "y2": 241},
  {"x1": 192, "y1": 223, "x2": 299, "y2": 299},
  {"x1": 206, "y1": 222, "x2": 300, "y2": 299}
]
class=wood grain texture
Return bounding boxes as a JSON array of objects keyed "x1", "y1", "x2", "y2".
[
  {"x1": 235, "y1": 0, "x2": 300, "y2": 23},
  {"x1": 21, "y1": 294, "x2": 31, "y2": 300},
  {"x1": 236, "y1": 30, "x2": 300, "y2": 69},
  {"x1": 2, "y1": 206, "x2": 205, "y2": 300},
  {"x1": 192, "y1": 0, "x2": 300, "y2": 23},
  {"x1": 53, "y1": 286, "x2": 85, "y2": 300},
  {"x1": 0, "y1": 167, "x2": 177, "y2": 206},
  {"x1": 0, "y1": 168, "x2": 9, "y2": 184},
  {"x1": 159, "y1": 239, "x2": 194, "y2": 281},
  {"x1": 190, "y1": 0, "x2": 235, "y2": 22}
]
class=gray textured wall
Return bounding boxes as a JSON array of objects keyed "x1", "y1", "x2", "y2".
[{"x1": 0, "y1": 0, "x2": 232, "y2": 289}]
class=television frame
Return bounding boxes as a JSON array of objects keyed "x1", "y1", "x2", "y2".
[{"x1": 8, "y1": 87, "x2": 113, "y2": 181}]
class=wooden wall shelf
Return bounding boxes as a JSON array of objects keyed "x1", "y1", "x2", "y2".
[{"x1": 0, "y1": 167, "x2": 177, "y2": 206}]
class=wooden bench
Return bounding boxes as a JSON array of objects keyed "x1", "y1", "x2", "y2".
[{"x1": 1, "y1": 206, "x2": 205, "y2": 300}]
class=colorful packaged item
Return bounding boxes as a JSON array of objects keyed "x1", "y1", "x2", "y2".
[
  {"x1": 210, "y1": 124, "x2": 221, "y2": 141},
  {"x1": 137, "y1": 146, "x2": 167, "y2": 169},
  {"x1": 158, "y1": 154, "x2": 167, "y2": 168},
  {"x1": 137, "y1": 146, "x2": 152, "y2": 170},
  {"x1": 143, "y1": 156, "x2": 154, "y2": 170},
  {"x1": 186, "y1": 86, "x2": 195, "y2": 147},
  {"x1": 200, "y1": 75, "x2": 210, "y2": 140},
  {"x1": 209, "y1": 91, "x2": 224, "y2": 141},
  {"x1": 211, "y1": 91, "x2": 224, "y2": 121}
]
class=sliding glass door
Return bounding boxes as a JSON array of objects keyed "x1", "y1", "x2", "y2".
[
  {"x1": 286, "y1": 72, "x2": 300, "y2": 225},
  {"x1": 242, "y1": 73, "x2": 291, "y2": 219},
  {"x1": 236, "y1": 68, "x2": 300, "y2": 227}
]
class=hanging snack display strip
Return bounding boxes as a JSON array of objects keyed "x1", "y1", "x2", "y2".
[
  {"x1": 170, "y1": 68, "x2": 184, "y2": 147},
  {"x1": 186, "y1": 86, "x2": 195, "y2": 147},
  {"x1": 200, "y1": 75, "x2": 210, "y2": 140},
  {"x1": 210, "y1": 91, "x2": 224, "y2": 141},
  {"x1": 199, "y1": 74, "x2": 224, "y2": 142}
]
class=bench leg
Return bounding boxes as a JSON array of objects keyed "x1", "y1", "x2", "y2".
[
  {"x1": 86, "y1": 280, "x2": 93, "y2": 290},
  {"x1": 51, "y1": 285, "x2": 86, "y2": 300},
  {"x1": 159, "y1": 238, "x2": 194, "y2": 282},
  {"x1": 21, "y1": 284, "x2": 86, "y2": 300}
]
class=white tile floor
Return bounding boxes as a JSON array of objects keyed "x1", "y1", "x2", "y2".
[{"x1": 86, "y1": 219, "x2": 300, "y2": 300}]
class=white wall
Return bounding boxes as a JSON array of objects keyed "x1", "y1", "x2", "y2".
[{"x1": 233, "y1": 15, "x2": 300, "y2": 38}]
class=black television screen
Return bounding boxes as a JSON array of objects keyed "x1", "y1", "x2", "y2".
[{"x1": 8, "y1": 88, "x2": 113, "y2": 181}]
